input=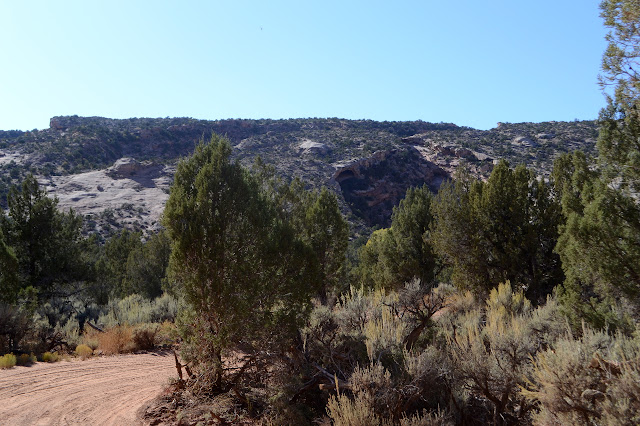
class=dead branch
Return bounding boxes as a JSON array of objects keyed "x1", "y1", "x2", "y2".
[
  {"x1": 86, "y1": 321, "x2": 105, "y2": 333},
  {"x1": 173, "y1": 350, "x2": 183, "y2": 381},
  {"x1": 313, "y1": 363, "x2": 349, "y2": 390}
]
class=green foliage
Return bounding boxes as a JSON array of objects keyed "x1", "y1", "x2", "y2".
[
  {"x1": 164, "y1": 134, "x2": 326, "y2": 392},
  {"x1": 0, "y1": 174, "x2": 90, "y2": 301},
  {"x1": 599, "y1": 0, "x2": 640, "y2": 106},
  {"x1": 91, "y1": 229, "x2": 171, "y2": 303},
  {"x1": 97, "y1": 293, "x2": 178, "y2": 327},
  {"x1": 389, "y1": 185, "x2": 437, "y2": 285},
  {"x1": 41, "y1": 351, "x2": 60, "y2": 362},
  {"x1": 124, "y1": 231, "x2": 171, "y2": 299},
  {"x1": 431, "y1": 161, "x2": 563, "y2": 302},
  {"x1": 93, "y1": 229, "x2": 143, "y2": 302},
  {"x1": 554, "y1": 0, "x2": 640, "y2": 327},
  {"x1": 0, "y1": 300, "x2": 35, "y2": 354},
  {"x1": 301, "y1": 187, "x2": 349, "y2": 296},
  {"x1": 0, "y1": 229, "x2": 19, "y2": 304},
  {"x1": 252, "y1": 165, "x2": 349, "y2": 298},
  {"x1": 355, "y1": 186, "x2": 438, "y2": 291},
  {"x1": 263, "y1": 173, "x2": 349, "y2": 298},
  {"x1": 354, "y1": 228, "x2": 395, "y2": 290}
]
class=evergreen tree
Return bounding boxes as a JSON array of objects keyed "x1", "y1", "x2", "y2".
[
  {"x1": 124, "y1": 230, "x2": 171, "y2": 299},
  {"x1": 251, "y1": 164, "x2": 349, "y2": 298},
  {"x1": 93, "y1": 229, "x2": 144, "y2": 302},
  {"x1": 555, "y1": 0, "x2": 640, "y2": 325},
  {"x1": 0, "y1": 229, "x2": 19, "y2": 304},
  {"x1": 0, "y1": 174, "x2": 87, "y2": 301},
  {"x1": 432, "y1": 161, "x2": 562, "y2": 301},
  {"x1": 354, "y1": 185, "x2": 437, "y2": 290},
  {"x1": 164, "y1": 134, "x2": 322, "y2": 392},
  {"x1": 302, "y1": 187, "x2": 349, "y2": 296}
]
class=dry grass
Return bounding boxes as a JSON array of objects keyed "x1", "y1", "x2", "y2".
[{"x1": 98, "y1": 326, "x2": 134, "y2": 355}]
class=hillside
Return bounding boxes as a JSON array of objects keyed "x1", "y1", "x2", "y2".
[{"x1": 0, "y1": 116, "x2": 598, "y2": 235}]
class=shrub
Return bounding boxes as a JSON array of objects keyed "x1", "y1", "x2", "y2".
[
  {"x1": 75, "y1": 344, "x2": 93, "y2": 360},
  {"x1": 81, "y1": 328, "x2": 100, "y2": 351},
  {"x1": 132, "y1": 325, "x2": 157, "y2": 351},
  {"x1": 443, "y1": 281, "x2": 560, "y2": 423},
  {"x1": 0, "y1": 353, "x2": 17, "y2": 369},
  {"x1": 97, "y1": 325, "x2": 133, "y2": 355},
  {"x1": 327, "y1": 391, "x2": 382, "y2": 426},
  {"x1": 97, "y1": 293, "x2": 179, "y2": 328},
  {"x1": 306, "y1": 287, "x2": 458, "y2": 424},
  {"x1": 524, "y1": 327, "x2": 640, "y2": 425},
  {"x1": 41, "y1": 351, "x2": 60, "y2": 362},
  {"x1": 16, "y1": 353, "x2": 36, "y2": 366},
  {"x1": 0, "y1": 302, "x2": 33, "y2": 354},
  {"x1": 155, "y1": 320, "x2": 178, "y2": 346}
]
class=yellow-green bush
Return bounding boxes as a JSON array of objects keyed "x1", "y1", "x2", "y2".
[
  {"x1": 0, "y1": 353, "x2": 17, "y2": 369},
  {"x1": 327, "y1": 391, "x2": 383, "y2": 426},
  {"x1": 75, "y1": 344, "x2": 93, "y2": 360},
  {"x1": 41, "y1": 351, "x2": 60, "y2": 363}
]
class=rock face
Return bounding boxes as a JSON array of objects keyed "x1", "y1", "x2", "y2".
[
  {"x1": 334, "y1": 147, "x2": 449, "y2": 226},
  {"x1": 106, "y1": 158, "x2": 154, "y2": 178},
  {"x1": 1, "y1": 116, "x2": 599, "y2": 234},
  {"x1": 39, "y1": 158, "x2": 173, "y2": 236},
  {"x1": 402, "y1": 135, "x2": 495, "y2": 180},
  {"x1": 298, "y1": 140, "x2": 330, "y2": 156}
]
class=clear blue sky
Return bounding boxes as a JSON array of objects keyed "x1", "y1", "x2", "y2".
[{"x1": 0, "y1": 1, "x2": 607, "y2": 131}]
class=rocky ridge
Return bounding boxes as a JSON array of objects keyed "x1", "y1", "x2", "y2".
[{"x1": 0, "y1": 116, "x2": 599, "y2": 235}]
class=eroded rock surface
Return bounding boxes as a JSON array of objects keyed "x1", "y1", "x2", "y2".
[
  {"x1": 39, "y1": 159, "x2": 174, "y2": 236},
  {"x1": 335, "y1": 147, "x2": 449, "y2": 227}
]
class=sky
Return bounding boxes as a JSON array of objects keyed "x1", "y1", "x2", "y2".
[{"x1": 0, "y1": 1, "x2": 607, "y2": 131}]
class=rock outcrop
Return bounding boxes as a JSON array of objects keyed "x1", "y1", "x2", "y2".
[
  {"x1": 40, "y1": 158, "x2": 173, "y2": 236},
  {"x1": 402, "y1": 135, "x2": 495, "y2": 181},
  {"x1": 0, "y1": 116, "x2": 599, "y2": 233},
  {"x1": 334, "y1": 147, "x2": 449, "y2": 226},
  {"x1": 298, "y1": 140, "x2": 330, "y2": 156}
]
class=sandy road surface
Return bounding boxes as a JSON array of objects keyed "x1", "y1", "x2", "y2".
[{"x1": 0, "y1": 351, "x2": 176, "y2": 425}]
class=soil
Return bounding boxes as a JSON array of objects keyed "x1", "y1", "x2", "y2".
[{"x1": 0, "y1": 351, "x2": 176, "y2": 425}]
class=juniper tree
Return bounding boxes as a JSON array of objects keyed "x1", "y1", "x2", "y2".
[
  {"x1": 431, "y1": 161, "x2": 562, "y2": 302},
  {"x1": 555, "y1": 0, "x2": 640, "y2": 325},
  {"x1": 0, "y1": 174, "x2": 87, "y2": 302},
  {"x1": 164, "y1": 134, "x2": 342, "y2": 392},
  {"x1": 355, "y1": 185, "x2": 437, "y2": 290}
]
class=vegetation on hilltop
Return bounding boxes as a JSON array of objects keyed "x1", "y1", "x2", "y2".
[{"x1": 0, "y1": 114, "x2": 598, "y2": 214}]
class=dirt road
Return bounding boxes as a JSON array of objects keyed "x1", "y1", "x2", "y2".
[{"x1": 0, "y1": 351, "x2": 176, "y2": 425}]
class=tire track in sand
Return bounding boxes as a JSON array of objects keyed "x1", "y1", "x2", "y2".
[{"x1": 0, "y1": 351, "x2": 175, "y2": 425}]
